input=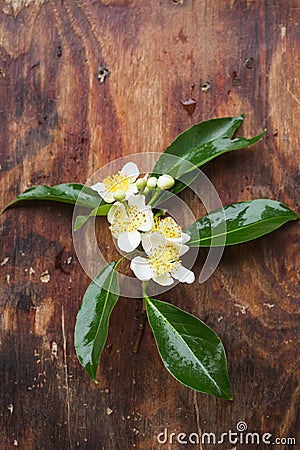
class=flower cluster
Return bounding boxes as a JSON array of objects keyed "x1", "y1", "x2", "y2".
[{"x1": 91, "y1": 163, "x2": 195, "y2": 286}]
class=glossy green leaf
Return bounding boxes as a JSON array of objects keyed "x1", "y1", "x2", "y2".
[
  {"x1": 157, "y1": 133, "x2": 266, "y2": 180},
  {"x1": 74, "y1": 211, "x2": 96, "y2": 232},
  {"x1": 170, "y1": 168, "x2": 199, "y2": 195},
  {"x1": 160, "y1": 114, "x2": 245, "y2": 159},
  {"x1": 145, "y1": 297, "x2": 232, "y2": 399},
  {"x1": 74, "y1": 262, "x2": 119, "y2": 382},
  {"x1": 2, "y1": 183, "x2": 109, "y2": 212},
  {"x1": 167, "y1": 115, "x2": 244, "y2": 194},
  {"x1": 147, "y1": 169, "x2": 200, "y2": 209},
  {"x1": 74, "y1": 205, "x2": 112, "y2": 232},
  {"x1": 152, "y1": 114, "x2": 266, "y2": 181},
  {"x1": 152, "y1": 114, "x2": 243, "y2": 177},
  {"x1": 185, "y1": 199, "x2": 299, "y2": 247}
]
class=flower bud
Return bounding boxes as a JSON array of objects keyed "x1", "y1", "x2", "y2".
[
  {"x1": 157, "y1": 174, "x2": 175, "y2": 190},
  {"x1": 113, "y1": 190, "x2": 126, "y2": 202},
  {"x1": 135, "y1": 178, "x2": 147, "y2": 191},
  {"x1": 146, "y1": 176, "x2": 157, "y2": 188}
]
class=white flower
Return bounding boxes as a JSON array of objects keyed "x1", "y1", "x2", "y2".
[
  {"x1": 146, "y1": 176, "x2": 157, "y2": 188},
  {"x1": 108, "y1": 194, "x2": 154, "y2": 252},
  {"x1": 157, "y1": 174, "x2": 175, "y2": 190},
  {"x1": 143, "y1": 216, "x2": 190, "y2": 246},
  {"x1": 135, "y1": 177, "x2": 147, "y2": 191},
  {"x1": 91, "y1": 162, "x2": 139, "y2": 203},
  {"x1": 130, "y1": 232, "x2": 195, "y2": 286},
  {"x1": 113, "y1": 190, "x2": 126, "y2": 202}
]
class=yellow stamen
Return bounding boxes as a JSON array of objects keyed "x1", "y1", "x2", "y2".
[
  {"x1": 110, "y1": 205, "x2": 150, "y2": 235},
  {"x1": 127, "y1": 206, "x2": 149, "y2": 232},
  {"x1": 103, "y1": 171, "x2": 134, "y2": 193},
  {"x1": 153, "y1": 217, "x2": 182, "y2": 239},
  {"x1": 148, "y1": 243, "x2": 181, "y2": 276}
]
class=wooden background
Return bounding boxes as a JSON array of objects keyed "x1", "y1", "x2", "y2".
[{"x1": 0, "y1": 0, "x2": 299, "y2": 449}]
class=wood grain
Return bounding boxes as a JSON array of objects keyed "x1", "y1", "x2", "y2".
[{"x1": 0, "y1": 0, "x2": 299, "y2": 449}]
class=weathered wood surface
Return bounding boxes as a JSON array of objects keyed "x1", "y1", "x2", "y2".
[{"x1": 0, "y1": 0, "x2": 299, "y2": 449}]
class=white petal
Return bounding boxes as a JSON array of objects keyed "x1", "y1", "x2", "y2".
[
  {"x1": 181, "y1": 232, "x2": 191, "y2": 244},
  {"x1": 100, "y1": 191, "x2": 115, "y2": 203},
  {"x1": 153, "y1": 274, "x2": 174, "y2": 286},
  {"x1": 170, "y1": 243, "x2": 189, "y2": 256},
  {"x1": 125, "y1": 185, "x2": 138, "y2": 198},
  {"x1": 107, "y1": 202, "x2": 127, "y2": 224},
  {"x1": 91, "y1": 182, "x2": 105, "y2": 194},
  {"x1": 109, "y1": 225, "x2": 118, "y2": 239},
  {"x1": 130, "y1": 257, "x2": 153, "y2": 281},
  {"x1": 141, "y1": 234, "x2": 152, "y2": 254},
  {"x1": 168, "y1": 242, "x2": 189, "y2": 256},
  {"x1": 128, "y1": 194, "x2": 146, "y2": 210},
  {"x1": 164, "y1": 216, "x2": 178, "y2": 227},
  {"x1": 142, "y1": 231, "x2": 166, "y2": 254},
  {"x1": 172, "y1": 265, "x2": 195, "y2": 284},
  {"x1": 137, "y1": 207, "x2": 154, "y2": 232},
  {"x1": 166, "y1": 237, "x2": 184, "y2": 244},
  {"x1": 120, "y1": 162, "x2": 140, "y2": 181},
  {"x1": 118, "y1": 230, "x2": 141, "y2": 252},
  {"x1": 179, "y1": 244, "x2": 189, "y2": 256}
]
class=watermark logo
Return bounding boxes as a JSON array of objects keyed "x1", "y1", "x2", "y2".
[
  {"x1": 236, "y1": 421, "x2": 248, "y2": 432},
  {"x1": 156, "y1": 422, "x2": 296, "y2": 446}
]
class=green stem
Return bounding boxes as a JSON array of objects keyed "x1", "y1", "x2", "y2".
[
  {"x1": 148, "y1": 189, "x2": 161, "y2": 206},
  {"x1": 154, "y1": 209, "x2": 167, "y2": 218},
  {"x1": 142, "y1": 280, "x2": 149, "y2": 299},
  {"x1": 115, "y1": 249, "x2": 137, "y2": 268}
]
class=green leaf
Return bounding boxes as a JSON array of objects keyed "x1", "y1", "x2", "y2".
[
  {"x1": 73, "y1": 205, "x2": 112, "y2": 232},
  {"x1": 74, "y1": 262, "x2": 119, "y2": 382},
  {"x1": 148, "y1": 170, "x2": 200, "y2": 209},
  {"x1": 152, "y1": 115, "x2": 244, "y2": 178},
  {"x1": 152, "y1": 114, "x2": 266, "y2": 181},
  {"x1": 2, "y1": 183, "x2": 109, "y2": 213},
  {"x1": 145, "y1": 297, "x2": 232, "y2": 399},
  {"x1": 74, "y1": 213, "x2": 95, "y2": 232},
  {"x1": 157, "y1": 133, "x2": 266, "y2": 180},
  {"x1": 170, "y1": 169, "x2": 199, "y2": 195},
  {"x1": 185, "y1": 199, "x2": 299, "y2": 247},
  {"x1": 162, "y1": 114, "x2": 245, "y2": 158}
]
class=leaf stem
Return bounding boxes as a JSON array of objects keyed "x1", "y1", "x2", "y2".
[{"x1": 142, "y1": 280, "x2": 149, "y2": 299}]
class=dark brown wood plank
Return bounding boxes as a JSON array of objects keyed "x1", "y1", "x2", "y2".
[{"x1": 0, "y1": 1, "x2": 299, "y2": 449}]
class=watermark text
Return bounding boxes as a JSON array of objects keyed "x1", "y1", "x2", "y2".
[{"x1": 156, "y1": 422, "x2": 296, "y2": 446}]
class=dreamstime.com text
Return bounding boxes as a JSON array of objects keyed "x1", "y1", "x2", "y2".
[{"x1": 156, "y1": 422, "x2": 296, "y2": 446}]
